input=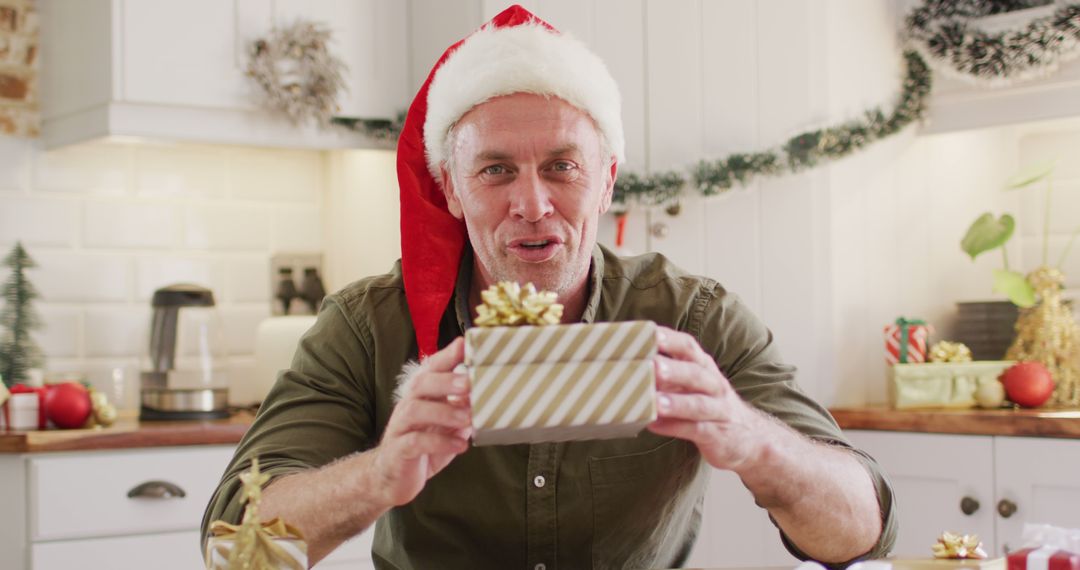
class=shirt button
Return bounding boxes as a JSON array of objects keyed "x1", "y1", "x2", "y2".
[
  {"x1": 534, "y1": 564, "x2": 546, "y2": 570},
  {"x1": 533, "y1": 475, "x2": 546, "y2": 488}
]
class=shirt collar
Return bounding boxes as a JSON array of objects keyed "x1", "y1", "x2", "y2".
[{"x1": 453, "y1": 244, "x2": 606, "y2": 331}]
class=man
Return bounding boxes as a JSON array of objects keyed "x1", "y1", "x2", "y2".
[{"x1": 203, "y1": 6, "x2": 896, "y2": 569}]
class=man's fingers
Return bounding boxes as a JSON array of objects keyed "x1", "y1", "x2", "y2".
[
  {"x1": 656, "y1": 392, "x2": 725, "y2": 422},
  {"x1": 656, "y1": 326, "x2": 712, "y2": 368},
  {"x1": 655, "y1": 355, "x2": 721, "y2": 395},
  {"x1": 408, "y1": 371, "x2": 471, "y2": 400},
  {"x1": 422, "y1": 337, "x2": 466, "y2": 373},
  {"x1": 387, "y1": 399, "x2": 472, "y2": 436},
  {"x1": 394, "y1": 431, "x2": 469, "y2": 459},
  {"x1": 647, "y1": 418, "x2": 710, "y2": 442}
]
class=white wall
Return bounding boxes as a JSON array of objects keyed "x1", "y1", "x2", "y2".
[{"x1": 0, "y1": 136, "x2": 324, "y2": 407}]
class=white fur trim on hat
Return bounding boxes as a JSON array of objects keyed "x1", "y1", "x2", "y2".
[{"x1": 423, "y1": 22, "x2": 625, "y2": 180}]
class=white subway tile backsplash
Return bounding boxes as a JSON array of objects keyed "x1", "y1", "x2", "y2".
[
  {"x1": 220, "y1": 306, "x2": 271, "y2": 356},
  {"x1": 34, "y1": 142, "x2": 130, "y2": 195},
  {"x1": 135, "y1": 255, "x2": 225, "y2": 302},
  {"x1": 0, "y1": 137, "x2": 31, "y2": 191},
  {"x1": 84, "y1": 201, "x2": 183, "y2": 249},
  {"x1": 0, "y1": 196, "x2": 79, "y2": 247},
  {"x1": 186, "y1": 203, "x2": 271, "y2": 250},
  {"x1": 1019, "y1": 131, "x2": 1080, "y2": 182},
  {"x1": 33, "y1": 306, "x2": 81, "y2": 359},
  {"x1": 225, "y1": 256, "x2": 271, "y2": 303},
  {"x1": 1017, "y1": 179, "x2": 1080, "y2": 237},
  {"x1": 230, "y1": 148, "x2": 322, "y2": 203},
  {"x1": 31, "y1": 252, "x2": 132, "y2": 302},
  {"x1": 272, "y1": 205, "x2": 322, "y2": 252},
  {"x1": 135, "y1": 145, "x2": 227, "y2": 199},
  {"x1": 84, "y1": 306, "x2": 150, "y2": 358}
]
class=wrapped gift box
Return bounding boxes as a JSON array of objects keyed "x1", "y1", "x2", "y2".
[
  {"x1": 0, "y1": 392, "x2": 45, "y2": 430},
  {"x1": 889, "y1": 361, "x2": 1014, "y2": 409},
  {"x1": 886, "y1": 318, "x2": 932, "y2": 365},
  {"x1": 1007, "y1": 548, "x2": 1080, "y2": 570},
  {"x1": 465, "y1": 320, "x2": 657, "y2": 446},
  {"x1": 205, "y1": 520, "x2": 307, "y2": 570}
]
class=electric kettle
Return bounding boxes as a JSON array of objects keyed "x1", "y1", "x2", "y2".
[{"x1": 140, "y1": 284, "x2": 230, "y2": 420}]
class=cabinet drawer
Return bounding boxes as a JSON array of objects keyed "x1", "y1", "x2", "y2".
[
  {"x1": 30, "y1": 446, "x2": 234, "y2": 541},
  {"x1": 32, "y1": 531, "x2": 204, "y2": 570}
]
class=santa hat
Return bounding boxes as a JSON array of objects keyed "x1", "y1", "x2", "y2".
[{"x1": 397, "y1": 4, "x2": 625, "y2": 358}]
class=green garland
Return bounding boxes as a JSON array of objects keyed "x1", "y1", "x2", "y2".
[
  {"x1": 906, "y1": 0, "x2": 1080, "y2": 83},
  {"x1": 614, "y1": 50, "x2": 932, "y2": 207},
  {"x1": 331, "y1": 110, "x2": 407, "y2": 142}
]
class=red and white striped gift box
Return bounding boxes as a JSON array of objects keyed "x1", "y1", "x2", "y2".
[{"x1": 884, "y1": 318, "x2": 931, "y2": 365}]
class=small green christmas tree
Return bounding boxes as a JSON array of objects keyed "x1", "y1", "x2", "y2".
[{"x1": 0, "y1": 242, "x2": 44, "y2": 387}]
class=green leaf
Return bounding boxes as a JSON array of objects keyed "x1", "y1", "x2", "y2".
[
  {"x1": 993, "y1": 269, "x2": 1036, "y2": 308},
  {"x1": 961, "y1": 213, "x2": 1015, "y2": 260},
  {"x1": 1005, "y1": 160, "x2": 1055, "y2": 190}
]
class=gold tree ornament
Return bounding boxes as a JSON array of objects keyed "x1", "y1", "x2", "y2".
[
  {"x1": 1006, "y1": 266, "x2": 1080, "y2": 407},
  {"x1": 474, "y1": 282, "x2": 564, "y2": 327},
  {"x1": 932, "y1": 531, "x2": 988, "y2": 560}
]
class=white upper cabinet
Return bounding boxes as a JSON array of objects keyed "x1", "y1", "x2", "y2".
[{"x1": 39, "y1": 0, "x2": 408, "y2": 149}]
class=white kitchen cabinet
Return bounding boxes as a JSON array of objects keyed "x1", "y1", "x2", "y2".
[
  {"x1": 0, "y1": 445, "x2": 374, "y2": 569},
  {"x1": 40, "y1": 0, "x2": 406, "y2": 150},
  {"x1": 847, "y1": 430, "x2": 1080, "y2": 558}
]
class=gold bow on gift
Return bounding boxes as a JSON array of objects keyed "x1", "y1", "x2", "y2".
[
  {"x1": 929, "y1": 341, "x2": 973, "y2": 364},
  {"x1": 206, "y1": 459, "x2": 307, "y2": 570},
  {"x1": 932, "y1": 531, "x2": 987, "y2": 559},
  {"x1": 475, "y1": 282, "x2": 564, "y2": 327}
]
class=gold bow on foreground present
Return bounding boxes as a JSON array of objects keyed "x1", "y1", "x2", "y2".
[
  {"x1": 206, "y1": 459, "x2": 306, "y2": 570},
  {"x1": 932, "y1": 531, "x2": 988, "y2": 559},
  {"x1": 475, "y1": 282, "x2": 564, "y2": 327}
]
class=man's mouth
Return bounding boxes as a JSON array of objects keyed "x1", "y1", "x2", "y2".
[{"x1": 508, "y1": 237, "x2": 562, "y2": 262}]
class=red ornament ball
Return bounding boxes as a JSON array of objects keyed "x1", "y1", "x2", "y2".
[
  {"x1": 1000, "y1": 361, "x2": 1055, "y2": 408},
  {"x1": 44, "y1": 382, "x2": 93, "y2": 429}
]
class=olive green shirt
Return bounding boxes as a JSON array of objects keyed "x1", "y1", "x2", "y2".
[{"x1": 203, "y1": 245, "x2": 896, "y2": 569}]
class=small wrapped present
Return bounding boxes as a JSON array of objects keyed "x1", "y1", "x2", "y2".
[
  {"x1": 0, "y1": 384, "x2": 48, "y2": 430},
  {"x1": 889, "y1": 361, "x2": 1014, "y2": 409},
  {"x1": 886, "y1": 317, "x2": 932, "y2": 365},
  {"x1": 205, "y1": 459, "x2": 307, "y2": 570},
  {"x1": 465, "y1": 282, "x2": 657, "y2": 446},
  {"x1": 1007, "y1": 548, "x2": 1080, "y2": 570}
]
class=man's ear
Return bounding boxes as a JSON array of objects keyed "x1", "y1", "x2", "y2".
[
  {"x1": 598, "y1": 158, "x2": 618, "y2": 214},
  {"x1": 440, "y1": 163, "x2": 464, "y2": 220}
]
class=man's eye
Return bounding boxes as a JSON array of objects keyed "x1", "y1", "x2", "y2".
[
  {"x1": 551, "y1": 161, "x2": 575, "y2": 172},
  {"x1": 481, "y1": 165, "x2": 509, "y2": 176}
]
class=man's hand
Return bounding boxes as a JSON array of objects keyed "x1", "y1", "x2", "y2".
[
  {"x1": 646, "y1": 326, "x2": 765, "y2": 471},
  {"x1": 372, "y1": 337, "x2": 473, "y2": 508}
]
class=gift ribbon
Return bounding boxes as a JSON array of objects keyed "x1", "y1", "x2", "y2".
[
  {"x1": 895, "y1": 317, "x2": 926, "y2": 364},
  {"x1": 208, "y1": 518, "x2": 305, "y2": 570},
  {"x1": 1026, "y1": 546, "x2": 1060, "y2": 570},
  {"x1": 8, "y1": 384, "x2": 47, "y2": 430}
]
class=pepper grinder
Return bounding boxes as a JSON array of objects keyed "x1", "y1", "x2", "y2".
[
  {"x1": 275, "y1": 267, "x2": 299, "y2": 315},
  {"x1": 299, "y1": 267, "x2": 326, "y2": 314}
]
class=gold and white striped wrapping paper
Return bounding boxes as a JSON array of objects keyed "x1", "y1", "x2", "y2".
[{"x1": 465, "y1": 320, "x2": 657, "y2": 446}]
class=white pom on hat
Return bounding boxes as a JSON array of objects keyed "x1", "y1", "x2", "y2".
[{"x1": 422, "y1": 22, "x2": 625, "y2": 179}]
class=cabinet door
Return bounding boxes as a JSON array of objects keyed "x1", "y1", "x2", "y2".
[
  {"x1": 32, "y1": 531, "x2": 204, "y2": 570},
  {"x1": 685, "y1": 469, "x2": 799, "y2": 568},
  {"x1": 845, "y1": 430, "x2": 996, "y2": 557},
  {"x1": 995, "y1": 437, "x2": 1080, "y2": 555},
  {"x1": 274, "y1": 0, "x2": 408, "y2": 119},
  {"x1": 122, "y1": 0, "x2": 258, "y2": 109}
]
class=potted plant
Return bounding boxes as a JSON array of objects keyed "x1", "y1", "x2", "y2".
[{"x1": 961, "y1": 161, "x2": 1080, "y2": 406}]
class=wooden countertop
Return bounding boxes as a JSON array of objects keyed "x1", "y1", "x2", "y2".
[
  {"x1": 0, "y1": 411, "x2": 253, "y2": 453},
  {"x1": 831, "y1": 406, "x2": 1080, "y2": 439}
]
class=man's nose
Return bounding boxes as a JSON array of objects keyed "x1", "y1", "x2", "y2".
[{"x1": 509, "y1": 171, "x2": 555, "y2": 222}]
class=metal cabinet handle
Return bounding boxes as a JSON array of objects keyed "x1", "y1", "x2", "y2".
[
  {"x1": 997, "y1": 499, "x2": 1017, "y2": 518},
  {"x1": 960, "y1": 496, "x2": 980, "y2": 515},
  {"x1": 127, "y1": 480, "x2": 187, "y2": 499}
]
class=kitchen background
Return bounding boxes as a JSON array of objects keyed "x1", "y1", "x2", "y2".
[{"x1": 2, "y1": 0, "x2": 1080, "y2": 567}]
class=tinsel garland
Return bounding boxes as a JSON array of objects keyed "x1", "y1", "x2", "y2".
[
  {"x1": 614, "y1": 50, "x2": 932, "y2": 208},
  {"x1": 248, "y1": 21, "x2": 348, "y2": 127},
  {"x1": 906, "y1": 0, "x2": 1080, "y2": 84},
  {"x1": 330, "y1": 111, "x2": 407, "y2": 142}
]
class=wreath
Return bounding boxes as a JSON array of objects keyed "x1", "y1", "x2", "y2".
[
  {"x1": 247, "y1": 20, "x2": 347, "y2": 126},
  {"x1": 905, "y1": 0, "x2": 1080, "y2": 84}
]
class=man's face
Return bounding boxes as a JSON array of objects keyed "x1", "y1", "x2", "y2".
[{"x1": 440, "y1": 93, "x2": 617, "y2": 297}]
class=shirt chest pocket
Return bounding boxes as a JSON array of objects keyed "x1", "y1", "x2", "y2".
[{"x1": 588, "y1": 437, "x2": 707, "y2": 570}]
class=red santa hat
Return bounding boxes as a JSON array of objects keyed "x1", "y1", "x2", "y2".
[{"x1": 397, "y1": 4, "x2": 624, "y2": 358}]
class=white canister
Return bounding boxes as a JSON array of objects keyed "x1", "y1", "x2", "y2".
[{"x1": 237, "y1": 316, "x2": 318, "y2": 406}]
